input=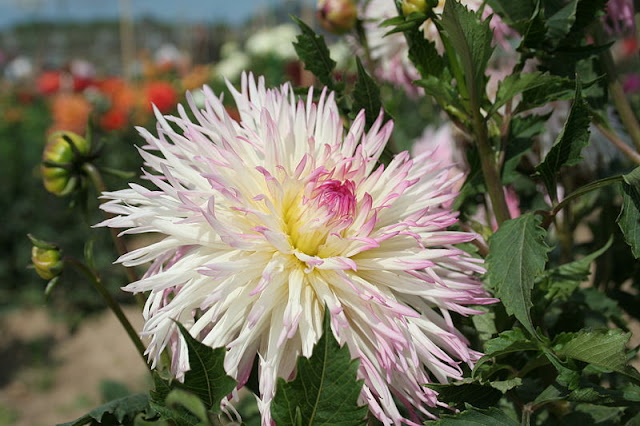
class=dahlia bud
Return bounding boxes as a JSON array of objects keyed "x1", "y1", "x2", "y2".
[
  {"x1": 41, "y1": 131, "x2": 90, "y2": 196},
  {"x1": 317, "y1": 0, "x2": 358, "y2": 34},
  {"x1": 401, "y1": 0, "x2": 439, "y2": 15},
  {"x1": 29, "y1": 235, "x2": 63, "y2": 280}
]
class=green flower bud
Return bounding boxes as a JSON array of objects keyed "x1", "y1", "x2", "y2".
[
  {"x1": 402, "y1": 0, "x2": 427, "y2": 15},
  {"x1": 402, "y1": 0, "x2": 440, "y2": 15},
  {"x1": 317, "y1": 0, "x2": 358, "y2": 34},
  {"x1": 41, "y1": 131, "x2": 90, "y2": 196},
  {"x1": 31, "y1": 244, "x2": 63, "y2": 280}
]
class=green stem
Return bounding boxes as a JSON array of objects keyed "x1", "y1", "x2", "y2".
[
  {"x1": 595, "y1": 27, "x2": 640, "y2": 151},
  {"x1": 521, "y1": 404, "x2": 532, "y2": 426},
  {"x1": 541, "y1": 174, "x2": 624, "y2": 228},
  {"x1": 474, "y1": 112, "x2": 511, "y2": 226},
  {"x1": 552, "y1": 175, "x2": 624, "y2": 217},
  {"x1": 65, "y1": 257, "x2": 149, "y2": 371},
  {"x1": 82, "y1": 163, "x2": 145, "y2": 307}
]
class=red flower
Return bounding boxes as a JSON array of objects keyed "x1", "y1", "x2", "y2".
[
  {"x1": 37, "y1": 71, "x2": 61, "y2": 95},
  {"x1": 100, "y1": 108, "x2": 129, "y2": 131},
  {"x1": 144, "y1": 81, "x2": 177, "y2": 113}
]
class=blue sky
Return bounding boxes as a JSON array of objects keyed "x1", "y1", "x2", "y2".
[{"x1": 0, "y1": 0, "x2": 312, "y2": 28}]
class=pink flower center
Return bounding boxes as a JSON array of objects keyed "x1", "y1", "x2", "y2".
[{"x1": 312, "y1": 179, "x2": 357, "y2": 220}]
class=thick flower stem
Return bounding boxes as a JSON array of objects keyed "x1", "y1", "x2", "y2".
[
  {"x1": 82, "y1": 163, "x2": 145, "y2": 307},
  {"x1": 65, "y1": 257, "x2": 149, "y2": 371},
  {"x1": 474, "y1": 114, "x2": 511, "y2": 226}
]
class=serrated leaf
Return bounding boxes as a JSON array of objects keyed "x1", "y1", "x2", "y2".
[
  {"x1": 175, "y1": 323, "x2": 237, "y2": 413},
  {"x1": 486, "y1": 213, "x2": 550, "y2": 336},
  {"x1": 58, "y1": 393, "x2": 150, "y2": 426},
  {"x1": 541, "y1": 237, "x2": 613, "y2": 301},
  {"x1": 545, "y1": 0, "x2": 578, "y2": 42},
  {"x1": 440, "y1": 0, "x2": 494, "y2": 105},
  {"x1": 489, "y1": 378, "x2": 523, "y2": 393},
  {"x1": 405, "y1": 25, "x2": 444, "y2": 78},
  {"x1": 492, "y1": 73, "x2": 571, "y2": 116},
  {"x1": 425, "y1": 406, "x2": 518, "y2": 425},
  {"x1": 291, "y1": 16, "x2": 337, "y2": 90},
  {"x1": 535, "y1": 80, "x2": 591, "y2": 200},
  {"x1": 555, "y1": 329, "x2": 638, "y2": 378},
  {"x1": 473, "y1": 329, "x2": 541, "y2": 376},
  {"x1": 514, "y1": 75, "x2": 575, "y2": 113},
  {"x1": 352, "y1": 57, "x2": 385, "y2": 130},
  {"x1": 486, "y1": 0, "x2": 536, "y2": 28},
  {"x1": 617, "y1": 167, "x2": 640, "y2": 258},
  {"x1": 271, "y1": 310, "x2": 367, "y2": 425},
  {"x1": 424, "y1": 381, "x2": 502, "y2": 409}
]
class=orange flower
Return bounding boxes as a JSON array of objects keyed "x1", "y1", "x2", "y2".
[
  {"x1": 48, "y1": 93, "x2": 92, "y2": 135},
  {"x1": 181, "y1": 65, "x2": 211, "y2": 91}
]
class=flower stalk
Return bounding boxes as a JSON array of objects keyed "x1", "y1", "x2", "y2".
[{"x1": 64, "y1": 256, "x2": 149, "y2": 371}]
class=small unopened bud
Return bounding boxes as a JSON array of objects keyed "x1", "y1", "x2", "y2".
[
  {"x1": 41, "y1": 131, "x2": 90, "y2": 196},
  {"x1": 402, "y1": 0, "x2": 440, "y2": 15},
  {"x1": 317, "y1": 0, "x2": 358, "y2": 34},
  {"x1": 29, "y1": 235, "x2": 63, "y2": 280}
]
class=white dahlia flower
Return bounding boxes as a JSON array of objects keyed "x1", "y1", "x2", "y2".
[{"x1": 100, "y1": 73, "x2": 494, "y2": 425}]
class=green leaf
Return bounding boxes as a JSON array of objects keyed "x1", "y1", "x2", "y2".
[
  {"x1": 535, "y1": 80, "x2": 591, "y2": 201},
  {"x1": 150, "y1": 374, "x2": 201, "y2": 426},
  {"x1": 486, "y1": 213, "x2": 550, "y2": 336},
  {"x1": 352, "y1": 57, "x2": 386, "y2": 130},
  {"x1": 58, "y1": 393, "x2": 150, "y2": 426},
  {"x1": 175, "y1": 323, "x2": 237, "y2": 413},
  {"x1": 555, "y1": 329, "x2": 639, "y2": 379},
  {"x1": 541, "y1": 237, "x2": 613, "y2": 301},
  {"x1": 425, "y1": 406, "x2": 518, "y2": 425},
  {"x1": 424, "y1": 380, "x2": 502, "y2": 409},
  {"x1": 486, "y1": 0, "x2": 536, "y2": 28},
  {"x1": 492, "y1": 73, "x2": 571, "y2": 116},
  {"x1": 545, "y1": 0, "x2": 578, "y2": 42},
  {"x1": 271, "y1": 310, "x2": 367, "y2": 425},
  {"x1": 513, "y1": 75, "x2": 575, "y2": 113},
  {"x1": 440, "y1": 0, "x2": 495, "y2": 106},
  {"x1": 405, "y1": 25, "x2": 444, "y2": 78},
  {"x1": 617, "y1": 167, "x2": 640, "y2": 259},
  {"x1": 165, "y1": 389, "x2": 211, "y2": 425},
  {"x1": 502, "y1": 114, "x2": 547, "y2": 184},
  {"x1": 291, "y1": 16, "x2": 338, "y2": 90},
  {"x1": 473, "y1": 329, "x2": 541, "y2": 376},
  {"x1": 415, "y1": 76, "x2": 465, "y2": 114}
]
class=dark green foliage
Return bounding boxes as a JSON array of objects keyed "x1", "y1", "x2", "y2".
[
  {"x1": 535, "y1": 81, "x2": 591, "y2": 200},
  {"x1": 617, "y1": 167, "x2": 640, "y2": 258},
  {"x1": 271, "y1": 311, "x2": 367, "y2": 425},
  {"x1": 425, "y1": 406, "x2": 518, "y2": 425},
  {"x1": 58, "y1": 393, "x2": 150, "y2": 426},
  {"x1": 487, "y1": 213, "x2": 551, "y2": 336},
  {"x1": 291, "y1": 16, "x2": 339, "y2": 91},
  {"x1": 352, "y1": 58, "x2": 387, "y2": 130}
]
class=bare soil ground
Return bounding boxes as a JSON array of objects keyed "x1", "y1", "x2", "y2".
[{"x1": 0, "y1": 306, "x2": 149, "y2": 426}]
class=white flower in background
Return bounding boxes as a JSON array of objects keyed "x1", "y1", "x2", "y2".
[
  {"x1": 154, "y1": 43, "x2": 184, "y2": 67},
  {"x1": 100, "y1": 73, "x2": 493, "y2": 425},
  {"x1": 4, "y1": 56, "x2": 33, "y2": 81},
  {"x1": 246, "y1": 24, "x2": 298, "y2": 60},
  {"x1": 215, "y1": 42, "x2": 250, "y2": 81}
]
